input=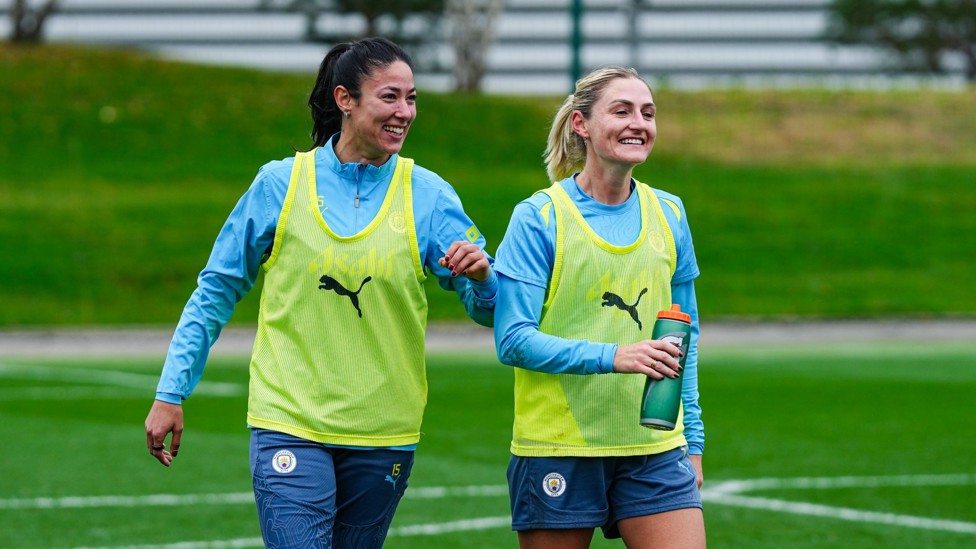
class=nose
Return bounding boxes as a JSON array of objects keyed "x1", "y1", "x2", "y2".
[{"x1": 394, "y1": 98, "x2": 414, "y2": 121}]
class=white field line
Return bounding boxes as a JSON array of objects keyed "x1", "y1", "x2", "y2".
[
  {"x1": 0, "y1": 386, "x2": 146, "y2": 400},
  {"x1": 390, "y1": 516, "x2": 512, "y2": 536},
  {"x1": 71, "y1": 516, "x2": 517, "y2": 549},
  {"x1": 31, "y1": 473, "x2": 973, "y2": 548},
  {"x1": 73, "y1": 540, "x2": 266, "y2": 549},
  {"x1": 70, "y1": 517, "x2": 512, "y2": 549},
  {"x1": 704, "y1": 493, "x2": 976, "y2": 534},
  {"x1": 15, "y1": 472, "x2": 974, "y2": 549},
  {"x1": 700, "y1": 473, "x2": 976, "y2": 534},
  {"x1": 1, "y1": 485, "x2": 508, "y2": 510},
  {"x1": 0, "y1": 362, "x2": 244, "y2": 397},
  {"x1": 409, "y1": 484, "x2": 509, "y2": 498},
  {"x1": 0, "y1": 493, "x2": 257, "y2": 510},
  {"x1": 703, "y1": 473, "x2": 976, "y2": 495},
  {"x1": 20, "y1": 475, "x2": 963, "y2": 511}
]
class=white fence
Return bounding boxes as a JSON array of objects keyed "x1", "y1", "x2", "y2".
[{"x1": 3, "y1": 0, "x2": 966, "y2": 93}]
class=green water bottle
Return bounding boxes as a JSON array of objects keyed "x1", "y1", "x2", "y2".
[{"x1": 639, "y1": 304, "x2": 692, "y2": 430}]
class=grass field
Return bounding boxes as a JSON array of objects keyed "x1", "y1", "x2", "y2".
[{"x1": 1, "y1": 342, "x2": 974, "y2": 548}]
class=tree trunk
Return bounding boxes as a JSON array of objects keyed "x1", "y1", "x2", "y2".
[
  {"x1": 10, "y1": 0, "x2": 59, "y2": 44},
  {"x1": 447, "y1": 0, "x2": 503, "y2": 93}
]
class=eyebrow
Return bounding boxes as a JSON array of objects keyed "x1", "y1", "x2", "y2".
[
  {"x1": 609, "y1": 99, "x2": 655, "y2": 109},
  {"x1": 380, "y1": 85, "x2": 417, "y2": 94}
]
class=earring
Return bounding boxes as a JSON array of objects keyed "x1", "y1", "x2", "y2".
[{"x1": 343, "y1": 111, "x2": 350, "y2": 119}]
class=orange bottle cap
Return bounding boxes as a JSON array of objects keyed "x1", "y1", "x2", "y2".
[{"x1": 657, "y1": 304, "x2": 691, "y2": 322}]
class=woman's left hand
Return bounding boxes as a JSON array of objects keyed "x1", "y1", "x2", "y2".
[
  {"x1": 439, "y1": 240, "x2": 491, "y2": 282},
  {"x1": 689, "y1": 454, "x2": 704, "y2": 489}
]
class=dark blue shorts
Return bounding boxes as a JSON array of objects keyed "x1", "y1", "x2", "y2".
[
  {"x1": 250, "y1": 428, "x2": 414, "y2": 549},
  {"x1": 507, "y1": 446, "x2": 701, "y2": 538}
]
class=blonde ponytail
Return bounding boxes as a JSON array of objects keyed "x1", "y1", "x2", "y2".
[{"x1": 544, "y1": 95, "x2": 586, "y2": 182}]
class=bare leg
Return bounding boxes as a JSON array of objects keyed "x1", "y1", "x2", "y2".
[
  {"x1": 518, "y1": 528, "x2": 595, "y2": 549},
  {"x1": 618, "y1": 508, "x2": 706, "y2": 549}
]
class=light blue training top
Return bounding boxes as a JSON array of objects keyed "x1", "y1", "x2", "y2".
[
  {"x1": 155, "y1": 134, "x2": 497, "y2": 408},
  {"x1": 493, "y1": 176, "x2": 704, "y2": 455}
]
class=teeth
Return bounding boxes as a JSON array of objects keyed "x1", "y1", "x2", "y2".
[
  {"x1": 384, "y1": 126, "x2": 404, "y2": 135},
  {"x1": 621, "y1": 138, "x2": 643, "y2": 145}
]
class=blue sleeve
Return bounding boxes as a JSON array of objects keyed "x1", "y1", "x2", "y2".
[
  {"x1": 657, "y1": 190, "x2": 704, "y2": 453},
  {"x1": 673, "y1": 279, "x2": 704, "y2": 455},
  {"x1": 154, "y1": 168, "x2": 282, "y2": 403},
  {"x1": 657, "y1": 191, "x2": 700, "y2": 285},
  {"x1": 494, "y1": 198, "x2": 616, "y2": 375},
  {"x1": 425, "y1": 182, "x2": 497, "y2": 328}
]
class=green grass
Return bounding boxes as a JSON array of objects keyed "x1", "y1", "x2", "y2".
[
  {"x1": 2, "y1": 44, "x2": 976, "y2": 326},
  {"x1": 1, "y1": 344, "x2": 974, "y2": 548}
]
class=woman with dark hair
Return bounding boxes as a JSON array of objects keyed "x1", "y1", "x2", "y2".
[{"x1": 144, "y1": 37, "x2": 496, "y2": 548}]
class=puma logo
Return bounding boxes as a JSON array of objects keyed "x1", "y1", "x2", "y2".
[
  {"x1": 318, "y1": 274, "x2": 372, "y2": 318},
  {"x1": 602, "y1": 288, "x2": 648, "y2": 330},
  {"x1": 385, "y1": 474, "x2": 398, "y2": 489}
]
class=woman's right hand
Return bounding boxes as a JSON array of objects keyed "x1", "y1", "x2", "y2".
[
  {"x1": 612, "y1": 339, "x2": 683, "y2": 379},
  {"x1": 145, "y1": 400, "x2": 184, "y2": 467}
]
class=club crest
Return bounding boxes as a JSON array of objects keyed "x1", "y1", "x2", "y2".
[
  {"x1": 272, "y1": 449, "x2": 297, "y2": 474},
  {"x1": 542, "y1": 472, "x2": 566, "y2": 497}
]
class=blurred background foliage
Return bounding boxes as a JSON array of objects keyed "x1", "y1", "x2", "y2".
[{"x1": 1, "y1": 44, "x2": 975, "y2": 326}]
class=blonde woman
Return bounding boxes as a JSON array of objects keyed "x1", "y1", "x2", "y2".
[{"x1": 494, "y1": 67, "x2": 706, "y2": 548}]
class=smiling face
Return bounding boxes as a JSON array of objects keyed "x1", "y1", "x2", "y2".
[
  {"x1": 334, "y1": 60, "x2": 416, "y2": 165},
  {"x1": 573, "y1": 76, "x2": 656, "y2": 171}
]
